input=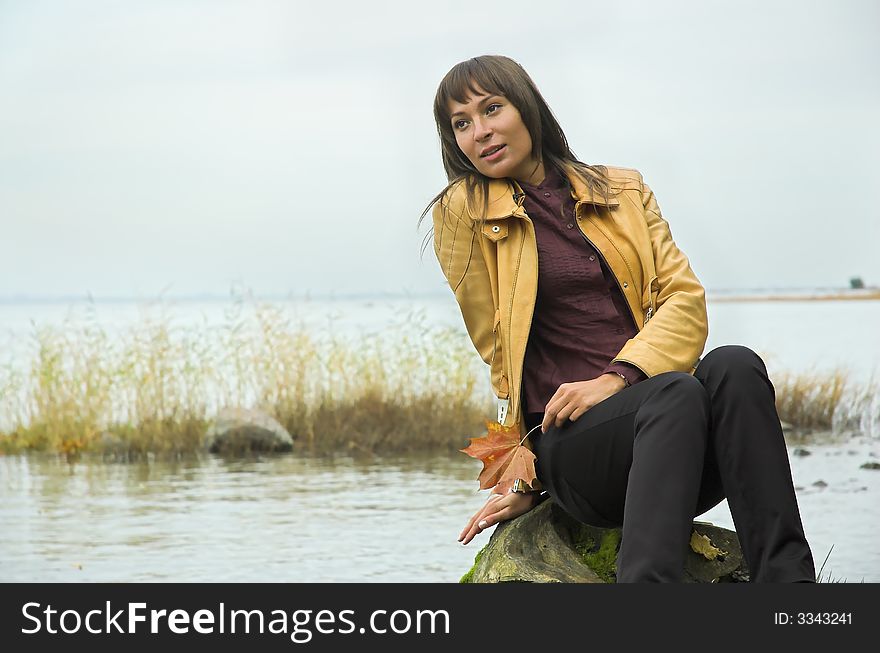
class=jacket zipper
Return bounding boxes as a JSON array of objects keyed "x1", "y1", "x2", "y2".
[
  {"x1": 490, "y1": 308, "x2": 501, "y2": 366},
  {"x1": 509, "y1": 215, "x2": 538, "y2": 429},
  {"x1": 574, "y1": 202, "x2": 650, "y2": 377},
  {"x1": 644, "y1": 274, "x2": 658, "y2": 326},
  {"x1": 505, "y1": 187, "x2": 534, "y2": 429},
  {"x1": 574, "y1": 203, "x2": 638, "y2": 328}
]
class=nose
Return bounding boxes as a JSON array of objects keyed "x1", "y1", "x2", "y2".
[{"x1": 472, "y1": 116, "x2": 492, "y2": 142}]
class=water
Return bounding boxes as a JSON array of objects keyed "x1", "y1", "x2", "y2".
[
  {"x1": 704, "y1": 299, "x2": 880, "y2": 382},
  {"x1": 1, "y1": 439, "x2": 877, "y2": 582},
  {"x1": 0, "y1": 452, "x2": 489, "y2": 582},
  {"x1": 1, "y1": 294, "x2": 879, "y2": 582}
]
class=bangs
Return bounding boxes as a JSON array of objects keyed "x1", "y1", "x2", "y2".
[{"x1": 436, "y1": 59, "x2": 507, "y2": 120}]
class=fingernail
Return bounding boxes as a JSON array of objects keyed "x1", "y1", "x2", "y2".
[{"x1": 478, "y1": 520, "x2": 487, "y2": 528}]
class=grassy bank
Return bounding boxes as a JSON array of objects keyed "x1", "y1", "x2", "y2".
[
  {"x1": 0, "y1": 299, "x2": 490, "y2": 458},
  {"x1": 0, "y1": 298, "x2": 875, "y2": 457}
]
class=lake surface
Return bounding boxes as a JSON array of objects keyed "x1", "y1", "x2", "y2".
[
  {"x1": 1, "y1": 294, "x2": 878, "y2": 582},
  {"x1": 1, "y1": 437, "x2": 877, "y2": 583},
  {"x1": 0, "y1": 452, "x2": 488, "y2": 582}
]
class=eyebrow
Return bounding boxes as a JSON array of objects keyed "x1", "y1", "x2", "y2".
[{"x1": 450, "y1": 94, "x2": 499, "y2": 119}]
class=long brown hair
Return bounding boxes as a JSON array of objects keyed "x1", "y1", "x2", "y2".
[{"x1": 419, "y1": 55, "x2": 617, "y2": 257}]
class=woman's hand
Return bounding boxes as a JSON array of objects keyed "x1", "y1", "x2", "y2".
[
  {"x1": 458, "y1": 491, "x2": 541, "y2": 545},
  {"x1": 541, "y1": 373, "x2": 627, "y2": 432}
]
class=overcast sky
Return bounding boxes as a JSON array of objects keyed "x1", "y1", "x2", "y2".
[{"x1": 1, "y1": 0, "x2": 878, "y2": 300}]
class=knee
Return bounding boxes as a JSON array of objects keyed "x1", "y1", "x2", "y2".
[
  {"x1": 646, "y1": 371, "x2": 710, "y2": 412},
  {"x1": 656, "y1": 370, "x2": 706, "y2": 393},
  {"x1": 699, "y1": 345, "x2": 767, "y2": 378},
  {"x1": 635, "y1": 372, "x2": 710, "y2": 440}
]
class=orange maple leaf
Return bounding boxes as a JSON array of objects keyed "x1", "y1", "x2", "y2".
[{"x1": 460, "y1": 420, "x2": 538, "y2": 491}]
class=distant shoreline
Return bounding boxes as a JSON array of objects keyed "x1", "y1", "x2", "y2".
[
  {"x1": 708, "y1": 290, "x2": 880, "y2": 302},
  {"x1": 1, "y1": 289, "x2": 879, "y2": 305}
]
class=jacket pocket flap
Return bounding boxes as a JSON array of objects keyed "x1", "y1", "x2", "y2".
[{"x1": 481, "y1": 222, "x2": 508, "y2": 242}]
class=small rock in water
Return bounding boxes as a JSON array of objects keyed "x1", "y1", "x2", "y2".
[
  {"x1": 204, "y1": 407, "x2": 294, "y2": 454},
  {"x1": 812, "y1": 480, "x2": 828, "y2": 488},
  {"x1": 792, "y1": 448, "x2": 812, "y2": 457},
  {"x1": 859, "y1": 461, "x2": 880, "y2": 470}
]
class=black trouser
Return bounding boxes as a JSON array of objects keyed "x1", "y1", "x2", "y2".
[{"x1": 524, "y1": 345, "x2": 816, "y2": 583}]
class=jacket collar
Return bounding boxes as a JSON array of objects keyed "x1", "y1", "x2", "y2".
[{"x1": 466, "y1": 162, "x2": 620, "y2": 221}]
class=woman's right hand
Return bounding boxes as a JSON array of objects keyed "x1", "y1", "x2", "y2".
[{"x1": 458, "y1": 491, "x2": 541, "y2": 545}]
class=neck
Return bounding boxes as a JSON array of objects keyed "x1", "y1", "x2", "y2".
[{"x1": 515, "y1": 159, "x2": 545, "y2": 186}]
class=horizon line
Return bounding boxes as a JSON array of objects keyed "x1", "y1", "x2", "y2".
[{"x1": 1, "y1": 285, "x2": 877, "y2": 305}]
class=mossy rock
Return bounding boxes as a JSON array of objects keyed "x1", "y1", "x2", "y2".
[{"x1": 461, "y1": 499, "x2": 748, "y2": 583}]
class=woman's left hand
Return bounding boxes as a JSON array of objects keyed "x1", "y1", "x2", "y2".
[
  {"x1": 541, "y1": 373, "x2": 627, "y2": 432},
  {"x1": 458, "y1": 491, "x2": 541, "y2": 545}
]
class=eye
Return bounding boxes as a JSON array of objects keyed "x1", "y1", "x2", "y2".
[
  {"x1": 453, "y1": 119, "x2": 469, "y2": 130},
  {"x1": 486, "y1": 103, "x2": 502, "y2": 114}
]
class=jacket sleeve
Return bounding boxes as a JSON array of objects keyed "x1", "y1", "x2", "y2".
[
  {"x1": 612, "y1": 180, "x2": 708, "y2": 376},
  {"x1": 432, "y1": 198, "x2": 505, "y2": 398}
]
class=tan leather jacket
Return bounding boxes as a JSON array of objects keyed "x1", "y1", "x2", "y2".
[{"x1": 432, "y1": 164, "x2": 708, "y2": 446}]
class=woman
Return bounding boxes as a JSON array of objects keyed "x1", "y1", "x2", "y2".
[{"x1": 421, "y1": 55, "x2": 816, "y2": 582}]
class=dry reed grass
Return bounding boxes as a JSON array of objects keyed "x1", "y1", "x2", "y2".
[
  {"x1": 0, "y1": 297, "x2": 492, "y2": 458},
  {"x1": 1, "y1": 297, "x2": 876, "y2": 458},
  {"x1": 772, "y1": 366, "x2": 878, "y2": 437}
]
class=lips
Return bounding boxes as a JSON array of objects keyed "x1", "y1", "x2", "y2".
[{"x1": 480, "y1": 144, "x2": 506, "y2": 158}]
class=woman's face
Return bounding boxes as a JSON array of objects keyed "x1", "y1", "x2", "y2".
[{"x1": 447, "y1": 84, "x2": 543, "y2": 184}]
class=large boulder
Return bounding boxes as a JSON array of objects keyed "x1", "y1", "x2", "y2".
[
  {"x1": 204, "y1": 408, "x2": 294, "y2": 454},
  {"x1": 461, "y1": 499, "x2": 748, "y2": 583}
]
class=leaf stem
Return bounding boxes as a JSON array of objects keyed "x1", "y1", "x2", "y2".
[{"x1": 519, "y1": 423, "x2": 541, "y2": 447}]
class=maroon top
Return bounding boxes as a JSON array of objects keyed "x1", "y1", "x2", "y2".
[{"x1": 519, "y1": 165, "x2": 647, "y2": 417}]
